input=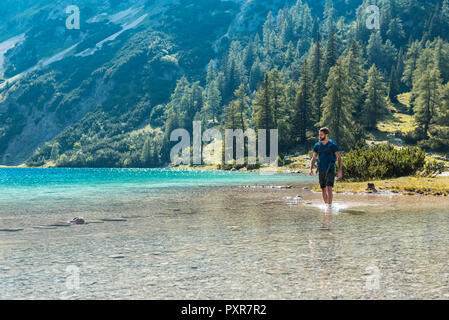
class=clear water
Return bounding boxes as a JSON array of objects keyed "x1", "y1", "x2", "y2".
[{"x1": 1, "y1": 168, "x2": 449, "y2": 299}]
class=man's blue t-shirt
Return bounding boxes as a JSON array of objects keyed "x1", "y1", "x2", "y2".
[{"x1": 313, "y1": 139, "x2": 339, "y2": 172}]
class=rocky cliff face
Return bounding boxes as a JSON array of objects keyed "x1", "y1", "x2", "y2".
[{"x1": 0, "y1": 0, "x2": 303, "y2": 165}]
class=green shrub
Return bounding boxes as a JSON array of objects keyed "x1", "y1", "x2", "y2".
[
  {"x1": 342, "y1": 144, "x2": 426, "y2": 181},
  {"x1": 420, "y1": 160, "x2": 446, "y2": 177}
]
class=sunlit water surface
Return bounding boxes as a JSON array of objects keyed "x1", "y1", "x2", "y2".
[{"x1": 1, "y1": 168, "x2": 449, "y2": 299}]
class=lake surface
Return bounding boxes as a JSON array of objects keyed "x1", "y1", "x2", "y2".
[{"x1": 1, "y1": 168, "x2": 449, "y2": 299}]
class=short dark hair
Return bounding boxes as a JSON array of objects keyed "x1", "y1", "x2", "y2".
[{"x1": 319, "y1": 127, "x2": 329, "y2": 135}]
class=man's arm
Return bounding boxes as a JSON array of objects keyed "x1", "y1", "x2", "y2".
[
  {"x1": 309, "y1": 152, "x2": 318, "y2": 176},
  {"x1": 335, "y1": 151, "x2": 343, "y2": 179}
]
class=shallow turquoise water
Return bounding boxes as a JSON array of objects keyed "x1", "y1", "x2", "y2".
[
  {"x1": 0, "y1": 168, "x2": 310, "y2": 189},
  {"x1": 0, "y1": 168, "x2": 312, "y2": 205},
  {"x1": 1, "y1": 168, "x2": 449, "y2": 299}
]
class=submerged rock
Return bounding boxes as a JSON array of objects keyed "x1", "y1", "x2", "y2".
[
  {"x1": 48, "y1": 223, "x2": 71, "y2": 227},
  {"x1": 179, "y1": 210, "x2": 196, "y2": 215},
  {"x1": 366, "y1": 183, "x2": 377, "y2": 192},
  {"x1": 341, "y1": 209, "x2": 366, "y2": 215},
  {"x1": 33, "y1": 226, "x2": 57, "y2": 230},
  {"x1": 109, "y1": 254, "x2": 125, "y2": 259},
  {"x1": 68, "y1": 217, "x2": 86, "y2": 225},
  {"x1": 0, "y1": 228, "x2": 24, "y2": 232},
  {"x1": 101, "y1": 218, "x2": 127, "y2": 222}
]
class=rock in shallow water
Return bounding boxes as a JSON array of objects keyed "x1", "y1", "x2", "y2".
[
  {"x1": 0, "y1": 228, "x2": 24, "y2": 232},
  {"x1": 69, "y1": 217, "x2": 86, "y2": 225},
  {"x1": 48, "y1": 223, "x2": 71, "y2": 227},
  {"x1": 101, "y1": 218, "x2": 127, "y2": 222},
  {"x1": 109, "y1": 254, "x2": 125, "y2": 259},
  {"x1": 341, "y1": 209, "x2": 366, "y2": 215}
]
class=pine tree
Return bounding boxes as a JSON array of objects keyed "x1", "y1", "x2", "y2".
[
  {"x1": 323, "y1": 28, "x2": 338, "y2": 80},
  {"x1": 413, "y1": 54, "x2": 443, "y2": 137},
  {"x1": 267, "y1": 69, "x2": 283, "y2": 126},
  {"x1": 244, "y1": 38, "x2": 257, "y2": 72},
  {"x1": 320, "y1": 62, "x2": 355, "y2": 150},
  {"x1": 312, "y1": 77, "x2": 325, "y2": 125},
  {"x1": 263, "y1": 11, "x2": 276, "y2": 55},
  {"x1": 367, "y1": 32, "x2": 383, "y2": 70},
  {"x1": 432, "y1": 38, "x2": 449, "y2": 83},
  {"x1": 402, "y1": 41, "x2": 422, "y2": 88},
  {"x1": 249, "y1": 58, "x2": 264, "y2": 92},
  {"x1": 310, "y1": 31, "x2": 322, "y2": 83},
  {"x1": 386, "y1": 18, "x2": 406, "y2": 46},
  {"x1": 225, "y1": 101, "x2": 239, "y2": 130},
  {"x1": 162, "y1": 114, "x2": 179, "y2": 162},
  {"x1": 292, "y1": 59, "x2": 313, "y2": 144},
  {"x1": 396, "y1": 48, "x2": 406, "y2": 92},
  {"x1": 224, "y1": 54, "x2": 238, "y2": 102},
  {"x1": 323, "y1": 0, "x2": 336, "y2": 36},
  {"x1": 363, "y1": 65, "x2": 389, "y2": 129},
  {"x1": 443, "y1": 0, "x2": 449, "y2": 38},
  {"x1": 441, "y1": 82, "x2": 449, "y2": 124},
  {"x1": 254, "y1": 73, "x2": 275, "y2": 130},
  {"x1": 280, "y1": 10, "x2": 295, "y2": 46},
  {"x1": 141, "y1": 138, "x2": 152, "y2": 167},
  {"x1": 206, "y1": 60, "x2": 217, "y2": 84},
  {"x1": 50, "y1": 143, "x2": 60, "y2": 161},
  {"x1": 234, "y1": 84, "x2": 249, "y2": 130},
  {"x1": 344, "y1": 41, "x2": 365, "y2": 115},
  {"x1": 204, "y1": 61, "x2": 222, "y2": 124},
  {"x1": 380, "y1": 0, "x2": 393, "y2": 38},
  {"x1": 388, "y1": 66, "x2": 399, "y2": 103}
]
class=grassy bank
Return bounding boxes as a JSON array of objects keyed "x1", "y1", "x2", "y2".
[{"x1": 312, "y1": 176, "x2": 449, "y2": 196}]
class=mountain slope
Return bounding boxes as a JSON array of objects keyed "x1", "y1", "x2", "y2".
[{"x1": 0, "y1": 0, "x2": 294, "y2": 165}]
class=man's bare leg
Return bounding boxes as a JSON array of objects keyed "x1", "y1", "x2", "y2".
[
  {"x1": 326, "y1": 186, "x2": 333, "y2": 205},
  {"x1": 321, "y1": 188, "x2": 328, "y2": 204}
]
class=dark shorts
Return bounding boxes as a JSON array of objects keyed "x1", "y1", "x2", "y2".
[{"x1": 319, "y1": 169, "x2": 335, "y2": 189}]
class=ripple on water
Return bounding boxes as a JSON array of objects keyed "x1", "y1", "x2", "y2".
[{"x1": 1, "y1": 171, "x2": 449, "y2": 299}]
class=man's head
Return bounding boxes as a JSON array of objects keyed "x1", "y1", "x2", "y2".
[{"x1": 319, "y1": 127, "x2": 329, "y2": 141}]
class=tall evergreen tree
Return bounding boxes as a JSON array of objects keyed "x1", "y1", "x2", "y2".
[
  {"x1": 367, "y1": 31, "x2": 383, "y2": 70},
  {"x1": 204, "y1": 61, "x2": 222, "y2": 124},
  {"x1": 402, "y1": 41, "x2": 422, "y2": 88},
  {"x1": 396, "y1": 48, "x2": 406, "y2": 92},
  {"x1": 234, "y1": 84, "x2": 249, "y2": 130},
  {"x1": 292, "y1": 59, "x2": 313, "y2": 144},
  {"x1": 344, "y1": 41, "x2": 365, "y2": 116},
  {"x1": 413, "y1": 52, "x2": 443, "y2": 137},
  {"x1": 249, "y1": 57, "x2": 264, "y2": 92},
  {"x1": 388, "y1": 66, "x2": 399, "y2": 103},
  {"x1": 441, "y1": 82, "x2": 449, "y2": 124},
  {"x1": 50, "y1": 143, "x2": 60, "y2": 161},
  {"x1": 363, "y1": 65, "x2": 389, "y2": 129},
  {"x1": 320, "y1": 62, "x2": 355, "y2": 150},
  {"x1": 323, "y1": 0, "x2": 336, "y2": 36},
  {"x1": 141, "y1": 137, "x2": 152, "y2": 167},
  {"x1": 267, "y1": 69, "x2": 283, "y2": 126},
  {"x1": 323, "y1": 28, "x2": 338, "y2": 81},
  {"x1": 244, "y1": 38, "x2": 257, "y2": 72},
  {"x1": 432, "y1": 38, "x2": 449, "y2": 83},
  {"x1": 254, "y1": 73, "x2": 275, "y2": 130},
  {"x1": 310, "y1": 31, "x2": 322, "y2": 83},
  {"x1": 312, "y1": 77, "x2": 325, "y2": 125}
]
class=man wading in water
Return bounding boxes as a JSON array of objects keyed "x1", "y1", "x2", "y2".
[{"x1": 309, "y1": 127, "x2": 343, "y2": 208}]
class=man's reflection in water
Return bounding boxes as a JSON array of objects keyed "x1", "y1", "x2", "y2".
[
  {"x1": 322, "y1": 207, "x2": 333, "y2": 230},
  {"x1": 308, "y1": 209, "x2": 340, "y2": 294}
]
